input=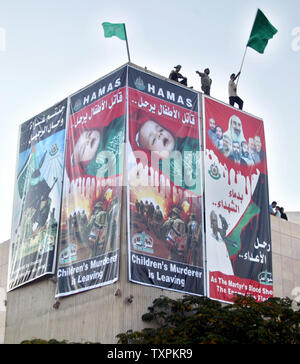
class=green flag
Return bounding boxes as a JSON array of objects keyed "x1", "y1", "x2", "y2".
[
  {"x1": 247, "y1": 9, "x2": 278, "y2": 54},
  {"x1": 102, "y1": 22, "x2": 127, "y2": 41}
]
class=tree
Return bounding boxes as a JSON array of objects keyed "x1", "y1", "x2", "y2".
[{"x1": 116, "y1": 295, "x2": 300, "y2": 344}]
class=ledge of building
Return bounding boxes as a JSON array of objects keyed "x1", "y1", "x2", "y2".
[{"x1": 286, "y1": 211, "x2": 300, "y2": 225}]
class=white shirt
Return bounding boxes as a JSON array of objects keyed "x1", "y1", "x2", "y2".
[{"x1": 228, "y1": 80, "x2": 237, "y2": 97}]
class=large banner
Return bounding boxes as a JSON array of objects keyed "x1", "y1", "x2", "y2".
[
  {"x1": 56, "y1": 67, "x2": 126, "y2": 297},
  {"x1": 8, "y1": 99, "x2": 67, "y2": 291},
  {"x1": 127, "y1": 66, "x2": 205, "y2": 296},
  {"x1": 204, "y1": 97, "x2": 273, "y2": 303}
]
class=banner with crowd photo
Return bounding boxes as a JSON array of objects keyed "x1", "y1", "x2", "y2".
[
  {"x1": 8, "y1": 99, "x2": 67, "y2": 291},
  {"x1": 204, "y1": 97, "x2": 273, "y2": 303},
  {"x1": 56, "y1": 66, "x2": 127, "y2": 297},
  {"x1": 127, "y1": 66, "x2": 205, "y2": 296}
]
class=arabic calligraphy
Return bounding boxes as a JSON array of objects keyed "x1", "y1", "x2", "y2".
[
  {"x1": 229, "y1": 189, "x2": 244, "y2": 202},
  {"x1": 212, "y1": 199, "x2": 240, "y2": 214},
  {"x1": 212, "y1": 189, "x2": 245, "y2": 214},
  {"x1": 28, "y1": 105, "x2": 65, "y2": 145},
  {"x1": 238, "y1": 237, "x2": 272, "y2": 272},
  {"x1": 72, "y1": 91, "x2": 123, "y2": 129},
  {"x1": 132, "y1": 96, "x2": 196, "y2": 125}
]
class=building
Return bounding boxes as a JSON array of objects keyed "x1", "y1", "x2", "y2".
[
  {"x1": 0, "y1": 240, "x2": 9, "y2": 344},
  {"x1": 2, "y1": 64, "x2": 300, "y2": 343},
  {"x1": 0, "y1": 215, "x2": 299, "y2": 344}
]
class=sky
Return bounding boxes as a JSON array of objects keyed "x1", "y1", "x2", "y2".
[{"x1": 0, "y1": 0, "x2": 299, "y2": 243}]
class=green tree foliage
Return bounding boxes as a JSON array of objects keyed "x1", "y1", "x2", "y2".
[
  {"x1": 20, "y1": 338, "x2": 100, "y2": 344},
  {"x1": 117, "y1": 295, "x2": 300, "y2": 344}
]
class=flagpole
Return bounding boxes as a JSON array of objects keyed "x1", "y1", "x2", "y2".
[
  {"x1": 236, "y1": 8, "x2": 258, "y2": 86},
  {"x1": 236, "y1": 46, "x2": 248, "y2": 86},
  {"x1": 124, "y1": 25, "x2": 131, "y2": 62}
]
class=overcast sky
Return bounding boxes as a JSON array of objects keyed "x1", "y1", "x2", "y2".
[{"x1": 0, "y1": 0, "x2": 299, "y2": 243}]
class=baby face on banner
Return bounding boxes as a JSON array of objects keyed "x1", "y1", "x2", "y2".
[
  {"x1": 136, "y1": 120, "x2": 175, "y2": 159},
  {"x1": 72, "y1": 129, "x2": 101, "y2": 166}
]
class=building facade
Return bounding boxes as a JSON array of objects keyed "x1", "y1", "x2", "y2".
[
  {"x1": 2, "y1": 64, "x2": 299, "y2": 344},
  {"x1": 1, "y1": 215, "x2": 300, "y2": 344},
  {"x1": 0, "y1": 240, "x2": 9, "y2": 344}
]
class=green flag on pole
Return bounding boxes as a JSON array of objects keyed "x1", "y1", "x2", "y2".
[
  {"x1": 247, "y1": 9, "x2": 278, "y2": 54},
  {"x1": 102, "y1": 22, "x2": 127, "y2": 41}
]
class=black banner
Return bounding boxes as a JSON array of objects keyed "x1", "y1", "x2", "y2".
[
  {"x1": 131, "y1": 252, "x2": 204, "y2": 294},
  {"x1": 70, "y1": 66, "x2": 127, "y2": 114},
  {"x1": 19, "y1": 99, "x2": 67, "y2": 153},
  {"x1": 127, "y1": 66, "x2": 198, "y2": 112},
  {"x1": 57, "y1": 250, "x2": 119, "y2": 296}
]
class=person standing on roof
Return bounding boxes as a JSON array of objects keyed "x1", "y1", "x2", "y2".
[
  {"x1": 196, "y1": 68, "x2": 212, "y2": 95},
  {"x1": 169, "y1": 65, "x2": 188, "y2": 86},
  {"x1": 228, "y1": 72, "x2": 244, "y2": 110}
]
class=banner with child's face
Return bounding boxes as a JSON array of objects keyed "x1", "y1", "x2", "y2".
[
  {"x1": 56, "y1": 66, "x2": 126, "y2": 297},
  {"x1": 127, "y1": 66, "x2": 205, "y2": 296},
  {"x1": 204, "y1": 97, "x2": 273, "y2": 303}
]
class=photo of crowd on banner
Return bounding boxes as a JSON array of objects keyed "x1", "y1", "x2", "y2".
[{"x1": 207, "y1": 114, "x2": 266, "y2": 166}]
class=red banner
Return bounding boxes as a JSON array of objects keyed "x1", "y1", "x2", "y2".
[
  {"x1": 56, "y1": 67, "x2": 127, "y2": 297},
  {"x1": 204, "y1": 97, "x2": 273, "y2": 303},
  {"x1": 209, "y1": 271, "x2": 273, "y2": 303},
  {"x1": 127, "y1": 66, "x2": 205, "y2": 296}
]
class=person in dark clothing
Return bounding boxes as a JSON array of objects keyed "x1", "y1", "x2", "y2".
[
  {"x1": 279, "y1": 207, "x2": 288, "y2": 221},
  {"x1": 169, "y1": 65, "x2": 187, "y2": 86},
  {"x1": 196, "y1": 68, "x2": 212, "y2": 95}
]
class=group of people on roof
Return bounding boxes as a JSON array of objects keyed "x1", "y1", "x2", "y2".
[
  {"x1": 169, "y1": 65, "x2": 244, "y2": 110},
  {"x1": 269, "y1": 201, "x2": 288, "y2": 221}
]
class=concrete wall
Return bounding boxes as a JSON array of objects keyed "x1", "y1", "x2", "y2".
[
  {"x1": 0, "y1": 240, "x2": 9, "y2": 344},
  {"x1": 3, "y1": 216, "x2": 300, "y2": 344},
  {"x1": 4, "y1": 234, "x2": 182, "y2": 344},
  {"x1": 286, "y1": 211, "x2": 300, "y2": 225},
  {"x1": 271, "y1": 216, "x2": 300, "y2": 299}
]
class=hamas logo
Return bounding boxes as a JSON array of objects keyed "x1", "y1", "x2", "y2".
[
  {"x1": 132, "y1": 232, "x2": 153, "y2": 253},
  {"x1": 73, "y1": 98, "x2": 82, "y2": 112},
  {"x1": 59, "y1": 244, "x2": 77, "y2": 265},
  {"x1": 134, "y1": 76, "x2": 145, "y2": 91},
  {"x1": 258, "y1": 271, "x2": 273, "y2": 286},
  {"x1": 49, "y1": 143, "x2": 59, "y2": 157},
  {"x1": 208, "y1": 162, "x2": 221, "y2": 180}
]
